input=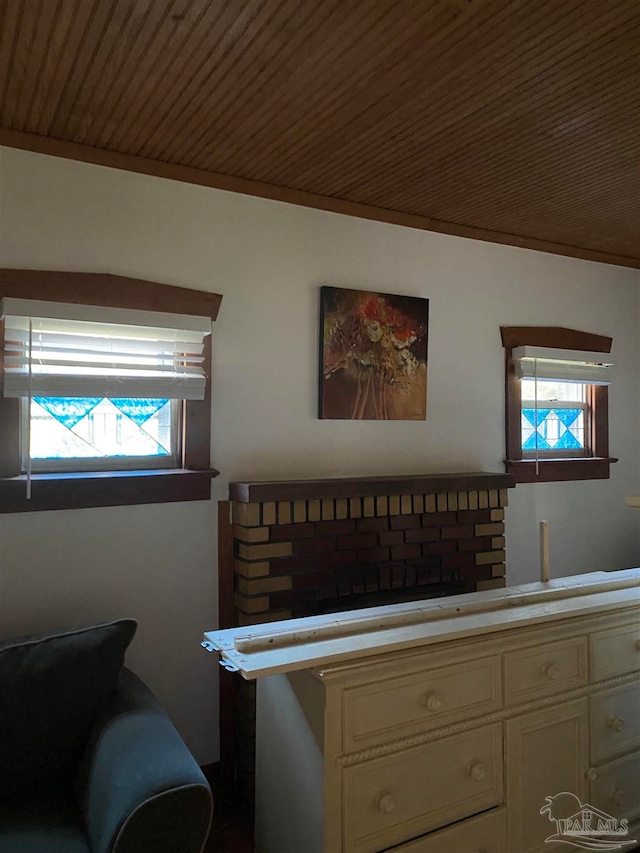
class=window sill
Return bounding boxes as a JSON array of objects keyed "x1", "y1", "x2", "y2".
[
  {"x1": 506, "y1": 457, "x2": 617, "y2": 484},
  {"x1": 0, "y1": 467, "x2": 220, "y2": 513}
]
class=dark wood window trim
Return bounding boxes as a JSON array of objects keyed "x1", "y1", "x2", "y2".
[
  {"x1": 0, "y1": 269, "x2": 222, "y2": 512},
  {"x1": 500, "y1": 326, "x2": 616, "y2": 484}
]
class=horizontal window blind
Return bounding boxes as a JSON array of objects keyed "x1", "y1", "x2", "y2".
[
  {"x1": 512, "y1": 346, "x2": 613, "y2": 386},
  {"x1": 2, "y1": 298, "x2": 211, "y2": 400}
]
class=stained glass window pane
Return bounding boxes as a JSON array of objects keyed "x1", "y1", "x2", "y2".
[
  {"x1": 29, "y1": 397, "x2": 173, "y2": 460},
  {"x1": 521, "y1": 408, "x2": 584, "y2": 451}
]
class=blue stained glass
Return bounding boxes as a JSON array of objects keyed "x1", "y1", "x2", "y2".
[
  {"x1": 34, "y1": 397, "x2": 102, "y2": 429},
  {"x1": 523, "y1": 432, "x2": 552, "y2": 450},
  {"x1": 555, "y1": 408, "x2": 582, "y2": 429},
  {"x1": 555, "y1": 430, "x2": 583, "y2": 450},
  {"x1": 521, "y1": 406, "x2": 584, "y2": 451},
  {"x1": 522, "y1": 408, "x2": 552, "y2": 427},
  {"x1": 109, "y1": 398, "x2": 169, "y2": 425}
]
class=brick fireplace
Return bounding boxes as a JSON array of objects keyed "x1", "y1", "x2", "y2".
[{"x1": 219, "y1": 471, "x2": 514, "y2": 796}]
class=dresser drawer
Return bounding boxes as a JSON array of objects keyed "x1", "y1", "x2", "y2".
[
  {"x1": 391, "y1": 807, "x2": 507, "y2": 852},
  {"x1": 504, "y1": 638, "x2": 588, "y2": 705},
  {"x1": 590, "y1": 750, "x2": 640, "y2": 825},
  {"x1": 591, "y1": 622, "x2": 640, "y2": 681},
  {"x1": 343, "y1": 656, "x2": 502, "y2": 749},
  {"x1": 343, "y1": 723, "x2": 503, "y2": 853},
  {"x1": 590, "y1": 682, "x2": 640, "y2": 764}
]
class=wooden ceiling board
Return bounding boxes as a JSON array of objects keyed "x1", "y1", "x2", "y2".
[
  {"x1": 185, "y1": 1, "x2": 454, "y2": 171},
  {"x1": 285, "y1": 7, "x2": 632, "y2": 195},
  {"x1": 238, "y1": 1, "x2": 545, "y2": 184},
  {"x1": 89, "y1": 1, "x2": 226, "y2": 151},
  {"x1": 142, "y1": 0, "x2": 327, "y2": 162},
  {"x1": 174, "y1": 0, "x2": 405, "y2": 167},
  {"x1": 85, "y1": 1, "x2": 193, "y2": 149},
  {"x1": 0, "y1": 0, "x2": 638, "y2": 266},
  {"x1": 25, "y1": 0, "x2": 95, "y2": 136},
  {"x1": 323, "y1": 33, "x2": 630, "y2": 201}
]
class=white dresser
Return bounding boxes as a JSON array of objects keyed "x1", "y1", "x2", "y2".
[{"x1": 204, "y1": 570, "x2": 640, "y2": 853}]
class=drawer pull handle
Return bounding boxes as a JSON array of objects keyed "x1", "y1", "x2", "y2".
[
  {"x1": 376, "y1": 792, "x2": 396, "y2": 814},
  {"x1": 586, "y1": 767, "x2": 598, "y2": 781},
  {"x1": 607, "y1": 714, "x2": 625, "y2": 732},
  {"x1": 635, "y1": 639, "x2": 640, "y2": 651},
  {"x1": 541, "y1": 662, "x2": 560, "y2": 680},
  {"x1": 609, "y1": 788, "x2": 624, "y2": 806},
  {"x1": 468, "y1": 761, "x2": 486, "y2": 782},
  {"x1": 423, "y1": 693, "x2": 442, "y2": 712}
]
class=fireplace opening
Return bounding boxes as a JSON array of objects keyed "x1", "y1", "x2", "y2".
[{"x1": 311, "y1": 565, "x2": 466, "y2": 614}]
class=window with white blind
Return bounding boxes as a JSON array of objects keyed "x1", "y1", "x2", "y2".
[
  {"x1": 0, "y1": 270, "x2": 221, "y2": 512},
  {"x1": 2, "y1": 298, "x2": 210, "y2": 475},
  {"x1": 501, "y1": 327, "x2": 617, "y2": 484}
]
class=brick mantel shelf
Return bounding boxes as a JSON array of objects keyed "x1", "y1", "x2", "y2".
[{"x1": 229, "y1": 472, "x2": 513, "y2": 504}]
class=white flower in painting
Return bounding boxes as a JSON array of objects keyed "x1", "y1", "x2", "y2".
[
  {"x1": 399, "y1": 349, "x2": 418, "y2": 376},
  {"x1": 366, "y1": 320, "x2": 384, "y2": 342}
]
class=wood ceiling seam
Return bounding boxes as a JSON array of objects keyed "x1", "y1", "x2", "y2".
[
  {"x1": 74, "y1": 0, "x2": 164, "y2": 146},
  {"x1": 153, "y1": 0, "x2": 331, "y2": 163},
  {"x1": 360, "y1": 87, "x2": 636, "y2": 213},
  {"x1": 188, "y1": 0, "x2": 447, "y2": 171},
  {"x1": 45, "y1": 0, "x2": 113, "y2": 138},
  {"x1": 102, "y1": 0, "x2": 218, "y2": 151},
  {"x1": 3, "y1": 0, "x2": 48, "y2": 131},
  {"x1": 325, "y1": 25, "x2": 636, "y2": 207},
  {"x1": 125, "y1": 0, "x2": 260, "y2": 156},
  {"x1": 82, "y1": 1, "x2": 189, "y2": 148},
  {"x1": 0, "y1": 0, "x2": 25, "y2": 122},
  {"x1": 249, "y1": 0, "x2": 575, "y2": 183},
  {"x1": 0, "y1": 1, "x2": 6, "y2": 106},
  {"x1": 29, "y1": 0, "x2": 92, "y2": 136},
  {"x1": 246, "y1": 0, "x2": 513, "y2": 182},
  {"x1": 13, "y1": 0, "x2": 62, "y2": 133},
  {"x1": 174, "y1": 0, "x2": 366, "y2": 167},
  {"x1": 61, "y1": 0, "x2": 140, "y2": 143},
  {"x1": 291, "y1": 9, "x2": 634, "y2": 194}
]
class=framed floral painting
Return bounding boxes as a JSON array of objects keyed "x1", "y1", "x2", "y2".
[{"x1": 319, "y1": 286, "x2": 429, "y2": 420}]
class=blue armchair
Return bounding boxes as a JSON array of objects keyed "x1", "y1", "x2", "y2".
[{"x1": 0, "y1": 622, "x2": 213, "y2": 853}]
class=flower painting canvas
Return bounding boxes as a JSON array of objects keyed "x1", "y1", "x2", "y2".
[{"x1": 319, "y1": 286, "x2": 429, "y2": 420}]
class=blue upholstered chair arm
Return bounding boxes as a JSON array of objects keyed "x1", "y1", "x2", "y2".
[{"x1": 75, "y1": 668, "x2": 213, "y2": 853}]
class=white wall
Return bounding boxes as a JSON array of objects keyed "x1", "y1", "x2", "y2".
[{"x1": 0, "y1": 146, "x2": 638, "y2": 763}]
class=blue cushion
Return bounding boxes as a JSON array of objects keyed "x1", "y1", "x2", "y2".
[{"x1": 0, "y1": 619, "x2": 136, "y2": 801}]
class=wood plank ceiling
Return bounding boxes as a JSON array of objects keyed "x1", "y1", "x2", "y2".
[{"x1": 0, "y1": 0, "x2": 638, "y2": 266}]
